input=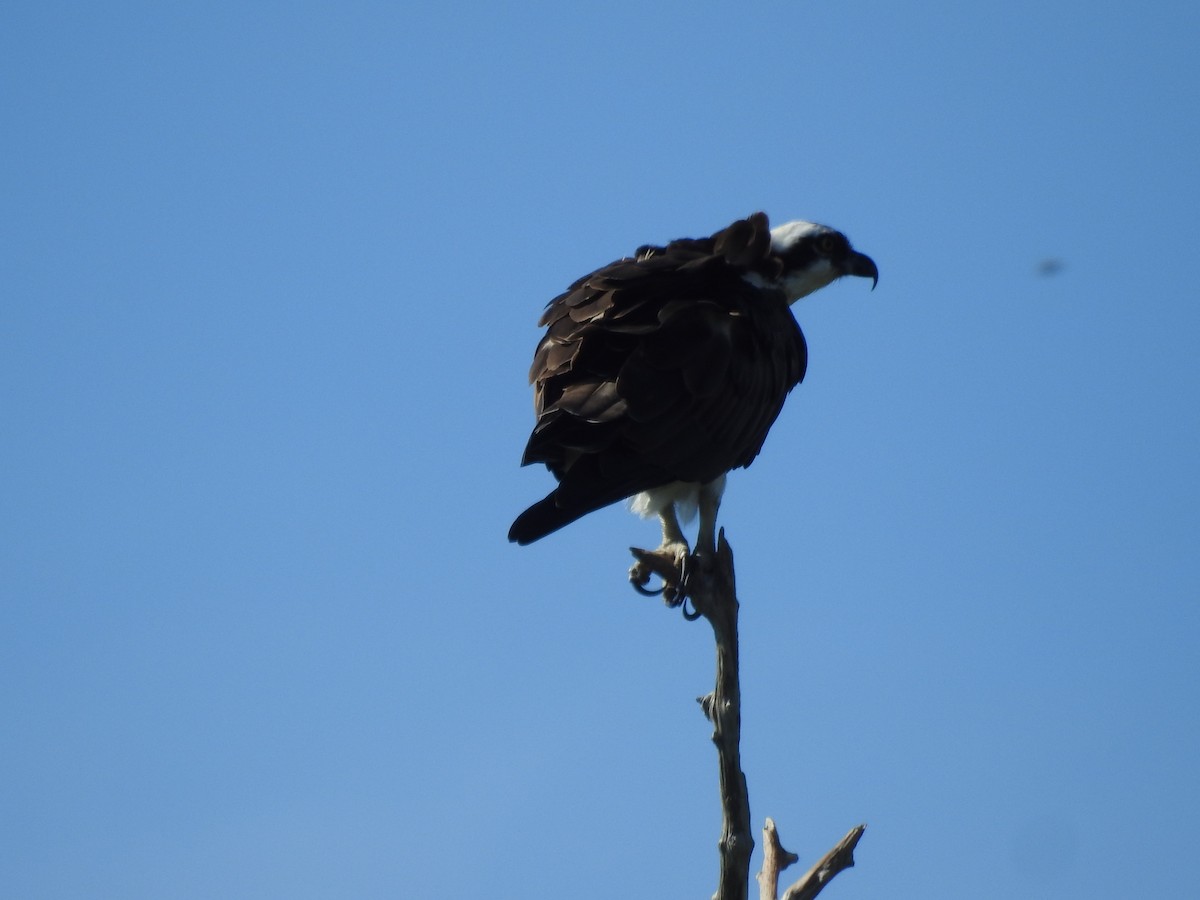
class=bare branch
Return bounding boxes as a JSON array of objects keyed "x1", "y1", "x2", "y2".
[
  {"x1": 628, "y1": 532, "x2": 866, "y2": 900},
  {"x1": 688, "y1": 530, "x2": 753, "y2": 900},
  {"x1": 757, "y1": 818, "x2": 800, "y2": 900},
  {"x1": 780, "y1": 824, "x2": 866, "y2": 900}
]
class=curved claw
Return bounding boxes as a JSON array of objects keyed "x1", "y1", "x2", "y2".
[
  {"x1": 630, "y1": 577, "x2": 667, "y2": 597},
  {"x1": 681, "y1": 597, "x2": 702, "y2": 621},
  {"x1": 628, "y1": 545, "x2": 691, "y2": 608},
  {"x1": 660, "y1": 553, "x2": 694, "y2": 611}
]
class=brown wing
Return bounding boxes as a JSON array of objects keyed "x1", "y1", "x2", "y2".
[{"x1": 509, "y1": 212, "x2": 806, "y2": 544}]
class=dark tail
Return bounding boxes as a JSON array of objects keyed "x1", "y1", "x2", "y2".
[
  {"x1": 508, "y1": 492, "x2": 590, "y2": 545},
  {"x1": 511, "y1": 469, "x2": 655, "y2": 545}
]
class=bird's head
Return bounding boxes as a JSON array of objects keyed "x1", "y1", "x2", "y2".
[{"x1": 768, "y1": 220, "x2": 878, "y2": 303}]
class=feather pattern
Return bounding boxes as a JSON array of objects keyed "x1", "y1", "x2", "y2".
[{"x1": 509, "y1": 212, "x2": 808, "y2": 545}]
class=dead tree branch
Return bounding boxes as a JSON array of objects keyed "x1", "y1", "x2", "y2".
[
  {"x1": 630, "y1": 530, "x2": 864, "y2": 900},
  {"x1": 780, "y1": 824, "x2": 865, "y2": 900},
  {"x1": 690, "y1": 530, "x2": 753, "y2": 900},
  {"x1": 757, "y1": 818, "x2": 800, "y2": 900}
]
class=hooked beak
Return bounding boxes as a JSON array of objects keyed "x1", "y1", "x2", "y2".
[{"x1": 844, "y1": 250, "x2": 879, "y2": 290}]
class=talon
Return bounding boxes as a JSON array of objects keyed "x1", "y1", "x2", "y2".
[
  {"x1": 628, "y1": 544, "x2": 690, "y2": 607},
  {"x1": 631, "y1": 577, "x2": 667, "y2": 597},
  {"x1": 663, "y1": 553, "x2": 694, "y2": 611},
  {"x1": 629, "y1": 559, "x2": 667, "y2": 596}
]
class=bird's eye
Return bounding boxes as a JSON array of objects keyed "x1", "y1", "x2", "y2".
[{"x1": 816, "y1": 234, "x2": 836, "y2": 255}]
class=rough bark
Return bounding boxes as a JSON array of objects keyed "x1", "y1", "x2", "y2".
[
  {"x1": 779, "y1": 824, "x2": 865, "y2": 900},
  {"x1": 631, "y1": 529, "x2": 865, "y2": 900},
  {"x1": 690, "y1": 532, "x2": 754, "y2": 900},
  {"x1": 758, "y1": 818, "x2": 800, "y2": 900}
]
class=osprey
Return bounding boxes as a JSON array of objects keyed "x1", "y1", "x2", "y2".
[{"x1": 509, "y1": 212, "x2": 877, "y2": 587}]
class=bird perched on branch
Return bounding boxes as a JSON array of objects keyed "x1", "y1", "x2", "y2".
[{"x1": 509, "y1": 212, "x2": 877, "y2": 597}]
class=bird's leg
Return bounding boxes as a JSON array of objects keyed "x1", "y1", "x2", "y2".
[
  {"x1": 660, "y1": 502, "x2": 690, "y2": 553},
  {"x1": 629, "y1": 503, "x2": 691, "y2": 605},
  {"x1": 695, "y1": 478, "x2": 724, "y2": 556}
]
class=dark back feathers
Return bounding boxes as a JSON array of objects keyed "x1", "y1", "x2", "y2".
[{"x1": 509, "y1": 212, "x2": 807, "y2": 544}]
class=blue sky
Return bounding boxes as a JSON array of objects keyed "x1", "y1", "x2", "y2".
[{"x1": 3, "y1": 1, "x2": 1198, "y2": 897}]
